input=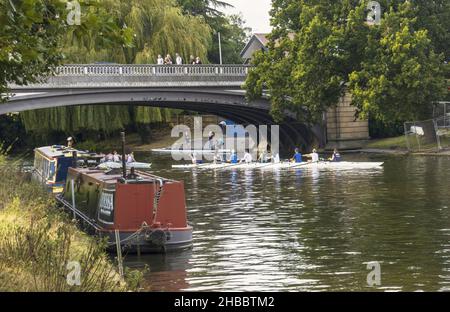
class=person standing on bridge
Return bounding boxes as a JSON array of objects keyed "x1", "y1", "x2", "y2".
[
  {"x1": 157, "y1": 55, "x2": 164, "y2": 65},
  {"x1": 195, "y1": 56, "x2": 202, "y2": 65},
  {"x1": 189, "y1": 55, "x2": 195, "y2": 64},
  {"x1": 175, "y1": 53, "x2": 183, "y2": 65},
  {"x1": 164, "y1": 54, "x2": 173, "y2": 64}
]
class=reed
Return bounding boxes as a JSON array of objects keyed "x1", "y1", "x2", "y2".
[{"x1": 0, "y1": 162, "x2": 144, "y2": 292}]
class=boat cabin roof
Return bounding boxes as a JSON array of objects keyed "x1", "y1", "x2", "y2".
[
  {"x1": 68, "y1": 167, "x2": 175, "y2": 185},
  {"x1": 35, "y1": 146, "x2": 100, "y2": 159}
]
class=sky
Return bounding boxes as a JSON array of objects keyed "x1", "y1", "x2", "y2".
[{"x1": 223, "y1": 0, "x2": 272, "y2": 33}]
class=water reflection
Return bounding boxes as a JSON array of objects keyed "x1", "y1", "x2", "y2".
[{"x1": 128, "y1": 153, "x2": 450, "y2": 291}]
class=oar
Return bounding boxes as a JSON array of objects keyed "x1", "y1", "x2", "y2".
[
  {"x1": 256, "y1": 161, "x2": 282, "y2": 169},
  {"x1": 289, "y1": 161, "x2": 315, "y2": 169}
]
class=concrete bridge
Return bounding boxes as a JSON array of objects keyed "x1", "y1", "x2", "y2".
[{"x1": 2, "y1": 64, "x2": 316, "y2": 150}]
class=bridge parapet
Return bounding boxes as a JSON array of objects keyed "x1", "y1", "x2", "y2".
[{"x1": 11, "y1": 64, "x2": 251, "y2": 89}]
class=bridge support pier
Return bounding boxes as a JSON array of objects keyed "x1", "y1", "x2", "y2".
[{"x1": 325, "y1": 93, "x2": 369, "y2": 150}]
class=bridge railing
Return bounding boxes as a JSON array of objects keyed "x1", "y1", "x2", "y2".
[
  {"x1": 9, "y1": 64, "x2": 251, "y2": 88},
  {"x1": 54, "y1": 64, "x2": 250, "y2": 77}
]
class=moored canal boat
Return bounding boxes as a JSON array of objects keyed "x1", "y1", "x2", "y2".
[
  {"x1": 56, "y1": 167, "x2": 193, "y2": 253},
  {"x1": 32, "y1": 146, "x2": 102, "y2": 193}
]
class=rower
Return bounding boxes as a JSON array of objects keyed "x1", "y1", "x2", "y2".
[
  {"x1": 273, "y1": 153, "x2": 280, "y2": 164},
  {"x1": 230, "y1": 150, "x2": 238, "y2": 164},
  {"x1": 258, "y1": 150, "x2": 268, "y2": 163},
  {"x1": 329, "y1": 149, "x2": 341, "y2": 162},
  {"x1": 241, "y1": 150, "x2": 253, "y2": 164},
  {"x1": 291, "y1": 148, "x2": 302, "y2": 163},
  {"x1": 191, "y1": 153, "x2": 202, "y2": 165},
  {"x1": 311, "y1": 149, "x2": 319, "y2": 162}
]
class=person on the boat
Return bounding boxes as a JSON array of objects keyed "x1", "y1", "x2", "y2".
[
  {"x1": 127, "y1": 152, "x2": 136, "y2": 163},
  {"x1": 272, "y1": 153, "x2": 280, "y2": 164},
  {"x1": 310, "y1": 149, "x2": 319, "y2": 162},
  {"x1": 258, "y1": 150, "x2": 268, "y2": 163},
  {"x1": 208, "y1": 131, "x2": 215, "y2": 150},
  {"x1": 101, "y1": 152, "x2": 113, "y2": 163},
  {"x1": 191, "y1": 152, "x2": 203, "y2": 165},
  {"x1": 67, "y1": 137, "x2": 74, "y2": 148},
  {"x1": 329, "y1": 149, "x2": 341, "y2": 162},
  {"x1": 213, "y1": 151, "x2": 223, "y2": 164},
  {"x1": 230, "y1": 150, "x2": 238, "y2": 164},
  {"x1": 112, "y1": 151, "x2": 121, "y2": 162},
  {"x1": 291, "y1": 148, "x2": 302, "y2": 163},
  {"x1": 241, "y1": 150, "x2": 253, "y2": 164}
]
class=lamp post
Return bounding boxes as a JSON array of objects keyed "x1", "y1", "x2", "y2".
[{"x1": 218, "y1": 32, "x2": 223, "y2": 65}]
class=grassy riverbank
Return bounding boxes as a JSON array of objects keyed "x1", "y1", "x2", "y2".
[
  {"x1": 364, "y1": 136, "x2": 408, "y2": 150},
  {"x1": 0, "y1": 156, "x2": 143, "y2": 291},
  {"x1": 76, "y1": 128, "x2": 177, "y2": 154}
]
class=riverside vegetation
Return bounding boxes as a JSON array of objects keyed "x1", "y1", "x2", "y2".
[{"x1": 0, "y1": 153, "x2": 144, "y2": 291}]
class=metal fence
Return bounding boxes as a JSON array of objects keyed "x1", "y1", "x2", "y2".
[
  {"x1": 433, "y1": 101, "x2": 450, "y2": 118},
  {"x1": 404, "y1": 116, "x2": 450, "y2": 152}
]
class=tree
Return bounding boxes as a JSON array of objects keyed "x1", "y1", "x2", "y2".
[
  {"x1": 19, "y1": 0, "x2": 213, "y2": 143},
  {"x1": 176, "y1": 0, "x2": 231, "y2": 19},
  {"x1": 0, "y1": 0, "x2": 131, "y2": 102},
  {"x1": 349, "y1": 2, "x2": 446, "y2": 122},
  {"x1": 176, "y1": 0, "x2": 250, "y2": 63},
  {"x1": 245, "y1": 0, "x2": 448, "y2": 124}
]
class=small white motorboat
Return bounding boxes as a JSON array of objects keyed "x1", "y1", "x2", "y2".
[{"x1": 98, "y1": 161, "x2": 152, "y2": 170}]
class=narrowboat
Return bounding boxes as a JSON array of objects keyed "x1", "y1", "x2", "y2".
[
  {"x1": 32, "y1": 146, "x2": 101, "y2": 193},
  {"x1": 56, "y1": 167, "x2": 193, "y2": 253}
]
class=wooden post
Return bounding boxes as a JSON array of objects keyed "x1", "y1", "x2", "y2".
[
  {"x1": 115, "y1": 230, "x2": 124, "y2": 279},
  {"x1": 70, "y1": 179, "x2": 76, "y2": 220}
]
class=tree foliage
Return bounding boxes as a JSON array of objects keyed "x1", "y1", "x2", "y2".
[
  {"x1": 0, "y1": 0, "x2": 131, "y2": 101},
  {"x1": 245, "y1": 0, "x2": 448, "y2": 124},
  {"x1": 177, "y1": 0, "x2": 251, "y2": 63},
  {"x1": 19, "y1": 0, "x2": 213, "y2": 136}
]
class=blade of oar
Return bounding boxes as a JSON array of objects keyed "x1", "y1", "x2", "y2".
[
  {"x1": 257, "y1": 161, "x2": 280, "y2": 169},
  {"x1": 289, "y1": 161, "x2": 315, "y2": 169},
  {"x1": 195, "y1": 162, "x2": 235, "y2": 170}
]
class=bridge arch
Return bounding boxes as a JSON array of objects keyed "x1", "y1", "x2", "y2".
[{"x1": 3, "y1": 64, "x2": 316, "y2": 151}]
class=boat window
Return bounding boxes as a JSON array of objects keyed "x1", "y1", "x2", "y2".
[{"x1": 48, "y1": 161, "x2": 56, "y2": 182}]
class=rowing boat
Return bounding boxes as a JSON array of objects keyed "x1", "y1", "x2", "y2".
[{"x1": 172, "y1": 161, "x2": 384, "y2": 171}]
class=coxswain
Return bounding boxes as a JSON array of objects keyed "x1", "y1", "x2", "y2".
[
  {"x1": 329, "y1": 149, "x2": 341, "y2": 162},
  {"x1": 291, "y1": 148, "x2": 303, "y2": 163}
]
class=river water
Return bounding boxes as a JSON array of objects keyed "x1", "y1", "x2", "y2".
[{"x1": 124, "y1": 153, "x2": 450, "y2": 292}]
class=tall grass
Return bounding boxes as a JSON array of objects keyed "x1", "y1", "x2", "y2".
[{"x1": 0, "y1": 160, "x2": 143, "y2": 291}]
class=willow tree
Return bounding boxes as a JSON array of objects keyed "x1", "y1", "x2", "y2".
[{"x1": 21, "y1": 0, "x2": 212, "y2": 140}]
